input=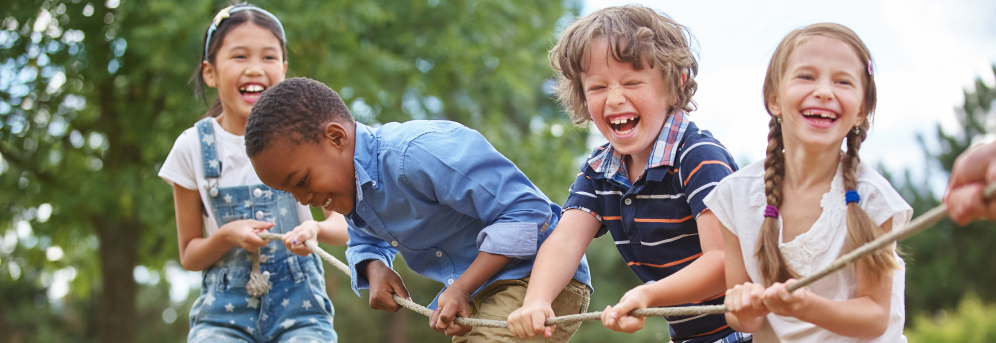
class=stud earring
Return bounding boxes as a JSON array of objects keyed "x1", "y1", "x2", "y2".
[{"x1": 853, "y1": 126, "x2": 860, "y2": 135}]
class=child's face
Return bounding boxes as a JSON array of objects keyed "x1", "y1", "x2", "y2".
[
  {"x1": 580, "y1": 37, "x2": 672, "y2": 160},
  {"x1": 202, "y1": 23, "x2": 287, "y2": 120},
  {"x1": 251, "y1": 124, "x2": 357, "y2": 215},
  {"x1": 770, "y1": 36, "x2": 866, "y2": 150}
]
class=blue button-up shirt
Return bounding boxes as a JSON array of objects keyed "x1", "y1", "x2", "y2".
[{"x1": 345, "y1": 120, "x2": 592, "y2": 308}]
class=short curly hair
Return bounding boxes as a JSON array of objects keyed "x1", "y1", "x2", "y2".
[
  {"x1": 550, "y1": 5, "x2": 698, "y2": 125},
  {"x1": 245, "y1": 77, "x2": 354, "y2": 157}
]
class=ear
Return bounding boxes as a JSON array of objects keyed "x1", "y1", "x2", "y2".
[
  {"x1": 680, "y1": 72, "x2": 687, "y2": 90},
  {"x1": 202, "y1": 61, "x2": 217, "y2": 88},
  {"x1": 323, "y1": 121, "x2": 350, "y2": 151},
  {"x1": 282, "y1": 61, "x2": 288, "y2": 76},
  {"x1": 767, "y1": 101, "x2": 782, "y2": 117}
]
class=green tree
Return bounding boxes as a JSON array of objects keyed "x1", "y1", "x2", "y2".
[
  {"x1": 0, "y1": 0, "x2": 593, "y2": 342},
  {"x1": 894, "y1": 67, "x2": 996, "y2": 320}
]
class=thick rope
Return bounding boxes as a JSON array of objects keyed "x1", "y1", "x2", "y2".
[
  {"x1": 249, "y1": 181, "x2": 996, "y2": 328},
  {"x1": 246, "y1": 247, "x2": 272, "y2": 296}
]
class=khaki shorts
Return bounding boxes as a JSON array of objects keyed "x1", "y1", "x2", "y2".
[{"x1": 452, "y1": 277, "x2": 590, "y2": 343}]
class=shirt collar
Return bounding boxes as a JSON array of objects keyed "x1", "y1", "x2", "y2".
[
  {"x1": 352, "y1": 123, "x2": 381, "y2": 203},
  {"x1": 587, "y1": 110, "x2": 690, "y2": 178}
]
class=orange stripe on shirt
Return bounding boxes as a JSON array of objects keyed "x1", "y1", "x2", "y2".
[
  {"x1": 626, "y1": 253, "x2": 702, "y2": 269},
  {"x1": 687, "y1": 324, "x2": 730, "y2": 337},
  {"x1": 603, "y1": 216, "x2": 622, "y2": 221},
  {"x1": 634, "y1": 215, "x2": 694, "y2": 223},
  {"x1": 684, "y1": 160, "x2": 733, "y2": 185},
  {"x1": 692, "y1": 292, "x2": 726, "y2": 304}
]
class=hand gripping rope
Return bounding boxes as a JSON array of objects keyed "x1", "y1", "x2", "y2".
[{"x1": 245, "y1": 182, "x2": 996, "y2": 329}]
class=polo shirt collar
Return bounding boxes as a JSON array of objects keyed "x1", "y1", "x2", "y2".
[{"x1": 587, "y1": 110, "x2": 690, "y2": 179}]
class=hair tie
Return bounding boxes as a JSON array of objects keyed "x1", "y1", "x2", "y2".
[
  {"x1": 764, "y1": 205, "x2": 779, "y2": 218},
  {"x1": 867, "y1": 60, "x2": 874, "y2": 76},
  {"x1": 203, "y1": 6, "x2": 286, "y2": 61},
  {"x1": 845, "y1": 190, "x2": 860, "y2": 204}
]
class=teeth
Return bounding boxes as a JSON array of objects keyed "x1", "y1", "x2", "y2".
[
  {"x1": 323, "y1": 197, "x2": 332, "y2": 209},
  {"x1": 240, "y1": 85, "x2": 265, "y2": 92},
  {"x1": 610, "y1": 117, "x2": 636, "y2": 125},
  {"x1": 802, "y1": 110, "x2": 836, "y2": 119}
]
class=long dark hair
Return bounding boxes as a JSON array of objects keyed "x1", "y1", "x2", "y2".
[{"x1": 189, "y1": 3, "x2": 287, "y2": 118}]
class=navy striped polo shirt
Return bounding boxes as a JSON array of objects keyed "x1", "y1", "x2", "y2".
[{"x1": 563, "y1": 110, "x2": 740, "y2": 343}]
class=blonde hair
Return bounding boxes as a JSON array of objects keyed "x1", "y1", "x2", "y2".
[
  {"x1": 756, "y1": 23, "x2": 897, "y2": 286},
  {"x1": 550, "y1": 5, "x2": 698, "y2": 125}
]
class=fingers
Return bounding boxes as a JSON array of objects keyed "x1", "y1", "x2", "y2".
[
  {"x1": 443, "y1": 308, "x2": 471, "y2": 336},
  {"x1": 429, "y1": 309, "x2": 442, "y2": 333},
  {"x1": 534, "y1": 309, "x2": 553, "y2": 338},
  {"x1": 947, "y1": 183, "x2": 988, "y2": 225},
  {"x1": 601, "y1": 305, "x2": 618, "y2": 331}
]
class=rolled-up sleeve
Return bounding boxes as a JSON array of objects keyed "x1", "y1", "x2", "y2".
[
  {"x1": 400, "y1": 126, "x2": 551, "y2": 259},
  {"x1": 345, "y1": 226, "x2": 398, "y2": 296}
]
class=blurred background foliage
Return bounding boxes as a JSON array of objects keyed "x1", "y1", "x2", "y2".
[{"x1": 0, "y1": 0, "x2": 992, "y2": 342}]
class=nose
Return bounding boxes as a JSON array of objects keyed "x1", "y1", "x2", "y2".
[
  {"x1": 606, "y1": 86, "x2": 626, "y2": 107},
  {"x1": 813, "y1": 79, "x2": 834, "y2": 102},
  {"x1": 292, "y1": 192, "x2": 311, "y2": 206},
  {"x1": 244, "y1": 61, "x2": 264, "y2": 77}
]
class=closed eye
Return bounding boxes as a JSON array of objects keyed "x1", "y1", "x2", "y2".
[{"x1": 295, "y1": 174, "x2": 308, "y2": 187}]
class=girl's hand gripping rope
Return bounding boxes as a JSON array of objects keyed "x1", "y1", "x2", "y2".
[
  {"x1": 762, "y1": 279, "x2": 810, "y2": 317},
  {"x1": 725, "y1": 282, "x2": 769, "y2": 331},
  {"x1": 282, "y1": 220, "x2": 321, "y2": 256},
  {"x1": 362, "y1": 260, "x2": 412, "y2": 312},
  {"x1": 221, "y1": 219, "x2": 274, "y2": 251}
]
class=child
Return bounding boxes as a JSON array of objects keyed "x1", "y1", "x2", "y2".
[
  {"x1": 158, "y1": 5, "x2": 348, "y2": 342},
  {"x1": 243, "y1": 77, "x2": 593, "y2": 343},
  {"x1": 508, "y1": 6, "x2": 749, "y2": 343},
  {"x1": 703, "y1": 23, "x2": 911, "y2": 342}
]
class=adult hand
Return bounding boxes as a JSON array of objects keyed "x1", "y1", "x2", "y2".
[
  {"x1": 430, "y1": 286, "x2": 473, "y2": 336},
  {"x1": 363, "y1": 260, "x2": 411, "y2": 312},
  {"x1": 946, "y1": 141, "x2": 996, "y2": 224},
  {"x1": 219, "y1": 219, "x2": 274, "y2": 251},
  {"x1": 601, "y1": 285, "x2": 651, "y2": 333}
]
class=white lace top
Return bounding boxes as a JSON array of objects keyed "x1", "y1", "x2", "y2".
[{"x1": 704, "y1": 160, "x2": 912, "y2": 343}]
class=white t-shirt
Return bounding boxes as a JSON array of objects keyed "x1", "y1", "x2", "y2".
[
  {"x1": 158, "y1": 117, "x2": 313, "y2": 236},
  {"x1": 704, "y1": 160, "x2": 912, "y2": 343}
]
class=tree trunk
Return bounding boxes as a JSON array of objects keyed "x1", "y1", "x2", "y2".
[{"x1": 95, "y1": 219, "x2": 138, "y2": 343}]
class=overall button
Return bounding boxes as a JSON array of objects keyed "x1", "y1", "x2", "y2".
[
  {"x1": 435, "y1": 251, "x2": 443, "y2": 257},
  {"x1": 624, "y1": 198, "x2": 633, "y2": 205},
  {"x1": 253, "y1": 188, "x2": 263, "y2": 197},
  {"x1": 391, "y1": 241, "x2": 399, "y2": 247},
  {"x1": 209, "y1": 187, "x2": 219, "y2": 197},
  {"x1": 255, "y1": 211, "x2": 265, "y2": 220}
]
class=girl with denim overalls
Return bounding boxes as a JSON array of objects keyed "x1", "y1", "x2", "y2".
[{"x1": 158, "y1": 5, "x2": 348, "y2": 342}]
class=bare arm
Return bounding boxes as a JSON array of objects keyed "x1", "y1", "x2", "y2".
[
  {"x1": 173, "y1": 184, "x2": 272, "y2": 271},
  {"x1": 720, "y1": 220, "x2": 768, "y2": 333},
  {"x1": 318, "y1": 209, "x2": 350, "y2": 246},
  {"x1": 508, "y1": 209, "x2": 600, "y2": 338}
]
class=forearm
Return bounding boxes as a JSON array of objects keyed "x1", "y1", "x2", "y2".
[
  {"x1": 725, "y1": 312, "x2": 764, "y2": 333},
  {"x1": 316, "y1": 211, "x2": 349, "y2": 246},
  {"x1": 522, "y1": 233, "x2": 589, "y2": 304},
  {"x1": 794, "y1": 294, "x2": 889, "y2": 339},
  {"x1": 178, "y1": 232, "x2": 234, "y2": 271},
  {"x1": 449, "y1": 251, "x2": 510, "y2": 296},
  {"x1": 645, "y1": 250, "x2": 726, "y2": 307}
]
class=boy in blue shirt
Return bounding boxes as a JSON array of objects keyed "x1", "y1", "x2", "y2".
[{"x1": 244, "y1": 77, "x2": 591, "y2": 342}]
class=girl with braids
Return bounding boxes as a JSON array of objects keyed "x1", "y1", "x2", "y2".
[
  {"x1": 702, "y1": 23, "x2": 912, "y2": 342},
  {"x1": 158, "y1": 4, "x2": 347, "y2": 342}
]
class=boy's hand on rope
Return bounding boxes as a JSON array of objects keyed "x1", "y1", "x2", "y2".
[
  {"x1": 364, "y1": 260, "x2": 411, "y2": 312},
  {"x1": 601, "y1": 285, "x2": 651, "y2": 333},
  {"x1": 508, "y1": 301, "x2": 556, "y2": 338},
  {"x1": 726, "y1": 282, "x2": 769, "y2": 326},
  {"x1": 283, "y1": 220, "x2": 321, "y2": 256},
  {"x1": 761, "y1": 279, "x2": 810, "y2": 317},
  {"x1": 430, "y1": 285, "x2": 473, "y2": 336},
  {"x1": 946, "y1": 141, "x2": 996, "y2": 224},
  {"x1": 221, "y1": 220, "x2": 274, "y2": 251}
]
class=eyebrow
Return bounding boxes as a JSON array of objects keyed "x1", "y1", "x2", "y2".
[{"x1": 282, "y1": 170, "x2": 299, "y2": 188}]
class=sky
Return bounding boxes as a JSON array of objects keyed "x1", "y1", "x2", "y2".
[{"x1": 581, "y1": 0, "x2": 996, "y2": 187}]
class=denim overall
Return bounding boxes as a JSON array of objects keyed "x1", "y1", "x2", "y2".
[{"x1": 187, "y1": 118, "x2": 337, "y2": 343}]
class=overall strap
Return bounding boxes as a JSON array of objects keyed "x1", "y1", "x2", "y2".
[{"x1": 195, "y1": 118, "x2": 222, "y2": 179}]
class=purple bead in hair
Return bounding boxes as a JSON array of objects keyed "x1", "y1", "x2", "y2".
[{"x1": 764, "y1": 205, "x2": 779, "y2": 218}]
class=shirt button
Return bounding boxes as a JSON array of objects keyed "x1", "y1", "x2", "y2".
[
  {"x1": 253, "y1": 188, "x2": 263, "y2": 197},
  {"x1": 255, "y1": 211, "x2": 264, "y2": 220},
  {"x1": 372, "y1": 181, "x2": 377, "y2": 187},
  {"x1": 391, "y1": 241, "x2": 399, "y2": 247},
  {"x1": 447, "y1": 279, "x2": 454, "y2": 285},
  {"x1": 435, "y1": 251, "x2": 443, "y2": 257},
  {"x1": 624, "y1": 198, "x2": 633, "y2": 205}
]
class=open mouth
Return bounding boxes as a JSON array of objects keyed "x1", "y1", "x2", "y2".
[
  {"x1": 322, "y1": 194, "x2": 333, "y2": 211},
  {"x1": 608, "y1": 115, "x2": 640, "y2": 136},
  {"x1": 801, "y1": 108, "x2": 838, "y2": 126},
  {"x1": 239, "y1": 83, "x2": 267, "y2": 103}
]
